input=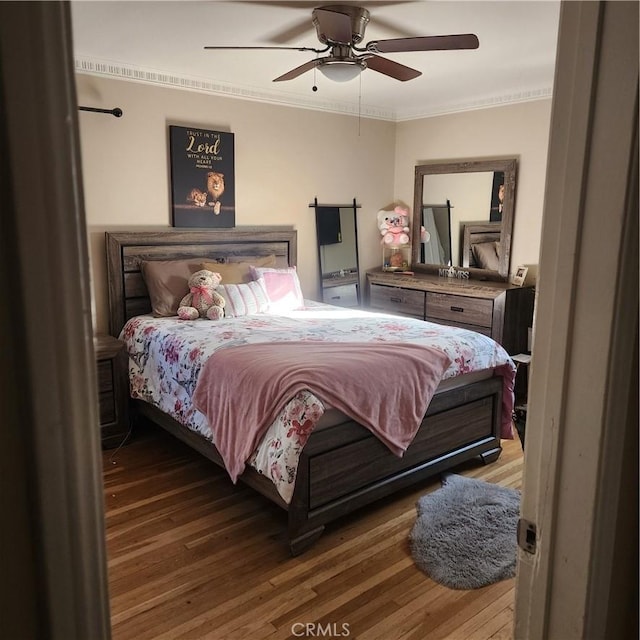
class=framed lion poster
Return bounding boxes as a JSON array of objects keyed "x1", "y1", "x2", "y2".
[{"x1": 169, "y1": 125, "x2": 235, "y2": 228}]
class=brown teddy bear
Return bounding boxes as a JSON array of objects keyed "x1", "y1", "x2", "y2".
[{"x1": 177, "y1": 270, "x2": 225, "y2": 320}]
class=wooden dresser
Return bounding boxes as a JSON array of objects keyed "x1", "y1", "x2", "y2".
[
  {"x1": 95, "y1": 334, "x2": 130, "y2": 448},
  {"x1": 366, "y1": 269, "x2": 534, "y2": 355}
]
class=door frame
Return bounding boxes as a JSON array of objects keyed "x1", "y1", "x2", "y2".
[
  {"x1": 0, "y1": 2, "x2": 111, "y2": 637},
  {"x1": 515, "y1": 2, "x2": 638, "y2": 637}
]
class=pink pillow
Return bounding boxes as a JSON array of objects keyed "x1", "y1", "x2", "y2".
[{"x1": 250, "y1": 266, "x2": 304, "y2": 312}]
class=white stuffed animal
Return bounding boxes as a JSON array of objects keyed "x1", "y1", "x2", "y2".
[{"x1": 377, "y1": 206, "x2": 411, "y2": 246}]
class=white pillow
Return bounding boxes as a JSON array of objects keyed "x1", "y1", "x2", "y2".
[{"x1": 218, "y1": 278, "x2": 269, "y2": 318}]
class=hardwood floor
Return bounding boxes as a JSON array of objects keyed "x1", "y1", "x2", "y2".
[{"x1": 103, "y1": 423, "x2": 524, "y2": 640}]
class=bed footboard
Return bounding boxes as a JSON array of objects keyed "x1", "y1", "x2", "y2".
[
  {"x1": 286, "y1": 376, "x2": 503, "y2": 555},
  {"x1": 133, "y1": 375, "x2": 503, "y2": 556}
]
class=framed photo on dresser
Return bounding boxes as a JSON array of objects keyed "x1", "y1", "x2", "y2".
[
  {"x1": 169, "y1": 125, "x2": 235, "y2": 228},
  {"x1": 511, "y1": 265, "x2": 529, "y2": 287}
]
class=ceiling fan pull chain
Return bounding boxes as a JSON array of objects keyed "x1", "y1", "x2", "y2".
[{"x1": 358, "y1": 71, "x2": 362, "y2": 137}]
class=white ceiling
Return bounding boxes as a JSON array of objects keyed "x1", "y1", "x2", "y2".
[{"x1": 71, "y1": 0, "x2": 561, "y2": 121}]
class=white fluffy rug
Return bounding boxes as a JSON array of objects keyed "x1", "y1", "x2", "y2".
[{"x1": 409, "y1": 474, "x2": 520, "y2": 590}]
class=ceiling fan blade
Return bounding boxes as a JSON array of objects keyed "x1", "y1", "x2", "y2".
[
  {"x1": 365, "y1": 54, "x2": 421, "y2": 81},
  {"x1": 273, "y1": 58, "x2": 319, "y2": 82},
  {"x1": 367, "y1": 33, "x2": 480, "y2": 53},
  {"x1": 204, "y1": 45, "x2": 324, "y2": 53},
  {"x1": 313, "y1": 8, "x2": 353, "y2": 44}
]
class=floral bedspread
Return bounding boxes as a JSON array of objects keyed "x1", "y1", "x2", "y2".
[{"x1": 120, "y1": 302, "x2": 515, "y2": 503}]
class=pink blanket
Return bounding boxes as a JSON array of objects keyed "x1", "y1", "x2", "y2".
[{"x1": 192, "y1": 341, "x2": 452, "y2": 482}]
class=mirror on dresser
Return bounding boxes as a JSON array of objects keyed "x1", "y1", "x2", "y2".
[
  {"x1": 411, "y1": 158, "x2": 517, "y2": 281},
  {"x1": 313, "y1": 200, "x2": 360, "y2": 308}
]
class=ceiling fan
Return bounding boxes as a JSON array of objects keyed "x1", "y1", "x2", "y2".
[
  {"x1": 242, "y1": 1, "x2": 422, "y2": 45},
  {"x1": 204, "y1": 4, "x2": 479, "y2": 84}
]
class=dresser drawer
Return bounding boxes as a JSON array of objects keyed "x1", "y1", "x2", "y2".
[
  {"x1": 369, "y1": 284, "x2": 425, "y2": 318},
  {"x1": 425, "y1": 316, "x2": 493, "y2": 337},
  {"x1": 323, "y1": 283, "x2": 359, "y2": 307},
  {"x1": 99, "y1": 390, "x2": 116, "y2": 424},
  {"x1": 426, "y1": 292, "x2": 493, "y2": 328},
  {"x1": 97, "y1": 360, "x2": 113, "y2": 393}
]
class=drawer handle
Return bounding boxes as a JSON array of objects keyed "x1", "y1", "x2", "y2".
[
  {"x1": 390, "y1": 296, "x2": 402, "y2": 303},
  {"x1": 450, "y1": 306, "x2": 464, "y2": 313},
  {"x1": 330, "y1": 296, "x2": 341, "y2": 300}
]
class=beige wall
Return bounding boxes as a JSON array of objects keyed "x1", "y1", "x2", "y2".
[
  {"x1": 77, "y1": 75, "x2": 397, "y2": 333},
  {"x1": 394, "y1": 100, "x2": 553, "y2": 282},
  {"x1": 77, "y1": 74, "x2": 551, "y2": 333}
]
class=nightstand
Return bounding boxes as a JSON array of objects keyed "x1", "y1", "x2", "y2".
[
  {"x1": 512, "y1": 353, "x2": 531, "y2": 450},
  {"x1": 95, "y1": 334, "x2": 130, "y2": 448}
]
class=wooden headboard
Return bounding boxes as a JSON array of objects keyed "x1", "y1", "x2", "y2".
[
  {"x1": 461, "y1": 222, "x2": 502, "y2": 269},
  {"x1": 105, "y1": 226, "x2": 297, "y2": 337}
]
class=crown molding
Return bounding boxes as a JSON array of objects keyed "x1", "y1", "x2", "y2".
[
  {"x1": 75, "y1": 56, "x2": 553, "y2": 122},
  {"x1": 74, "y1": 57, "x2": 394, "y2": 121},
  {"x1": 395, "y1": 87, "x2": 554, "y2": 121}
]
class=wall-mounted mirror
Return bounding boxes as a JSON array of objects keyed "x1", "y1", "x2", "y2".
[
  {"x1": 411, "y1": 158, "x2": 517, "y2": 280},
  {"x1": 314, "y1": 203, "x2": 360, "y2": 308}
]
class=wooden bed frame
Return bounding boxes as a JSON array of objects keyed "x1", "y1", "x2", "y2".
[{"x1": 106, "y1": 227, "x2": 504, "y2": 555}]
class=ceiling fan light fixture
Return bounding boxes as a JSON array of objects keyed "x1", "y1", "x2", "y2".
[{"x1": 318, "y1": 59, "x2": 365, "y2": 82}]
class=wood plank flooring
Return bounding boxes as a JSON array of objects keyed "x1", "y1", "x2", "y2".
[{"x1": 103, "y1": 423, "x2": 524, "y2": 640}]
